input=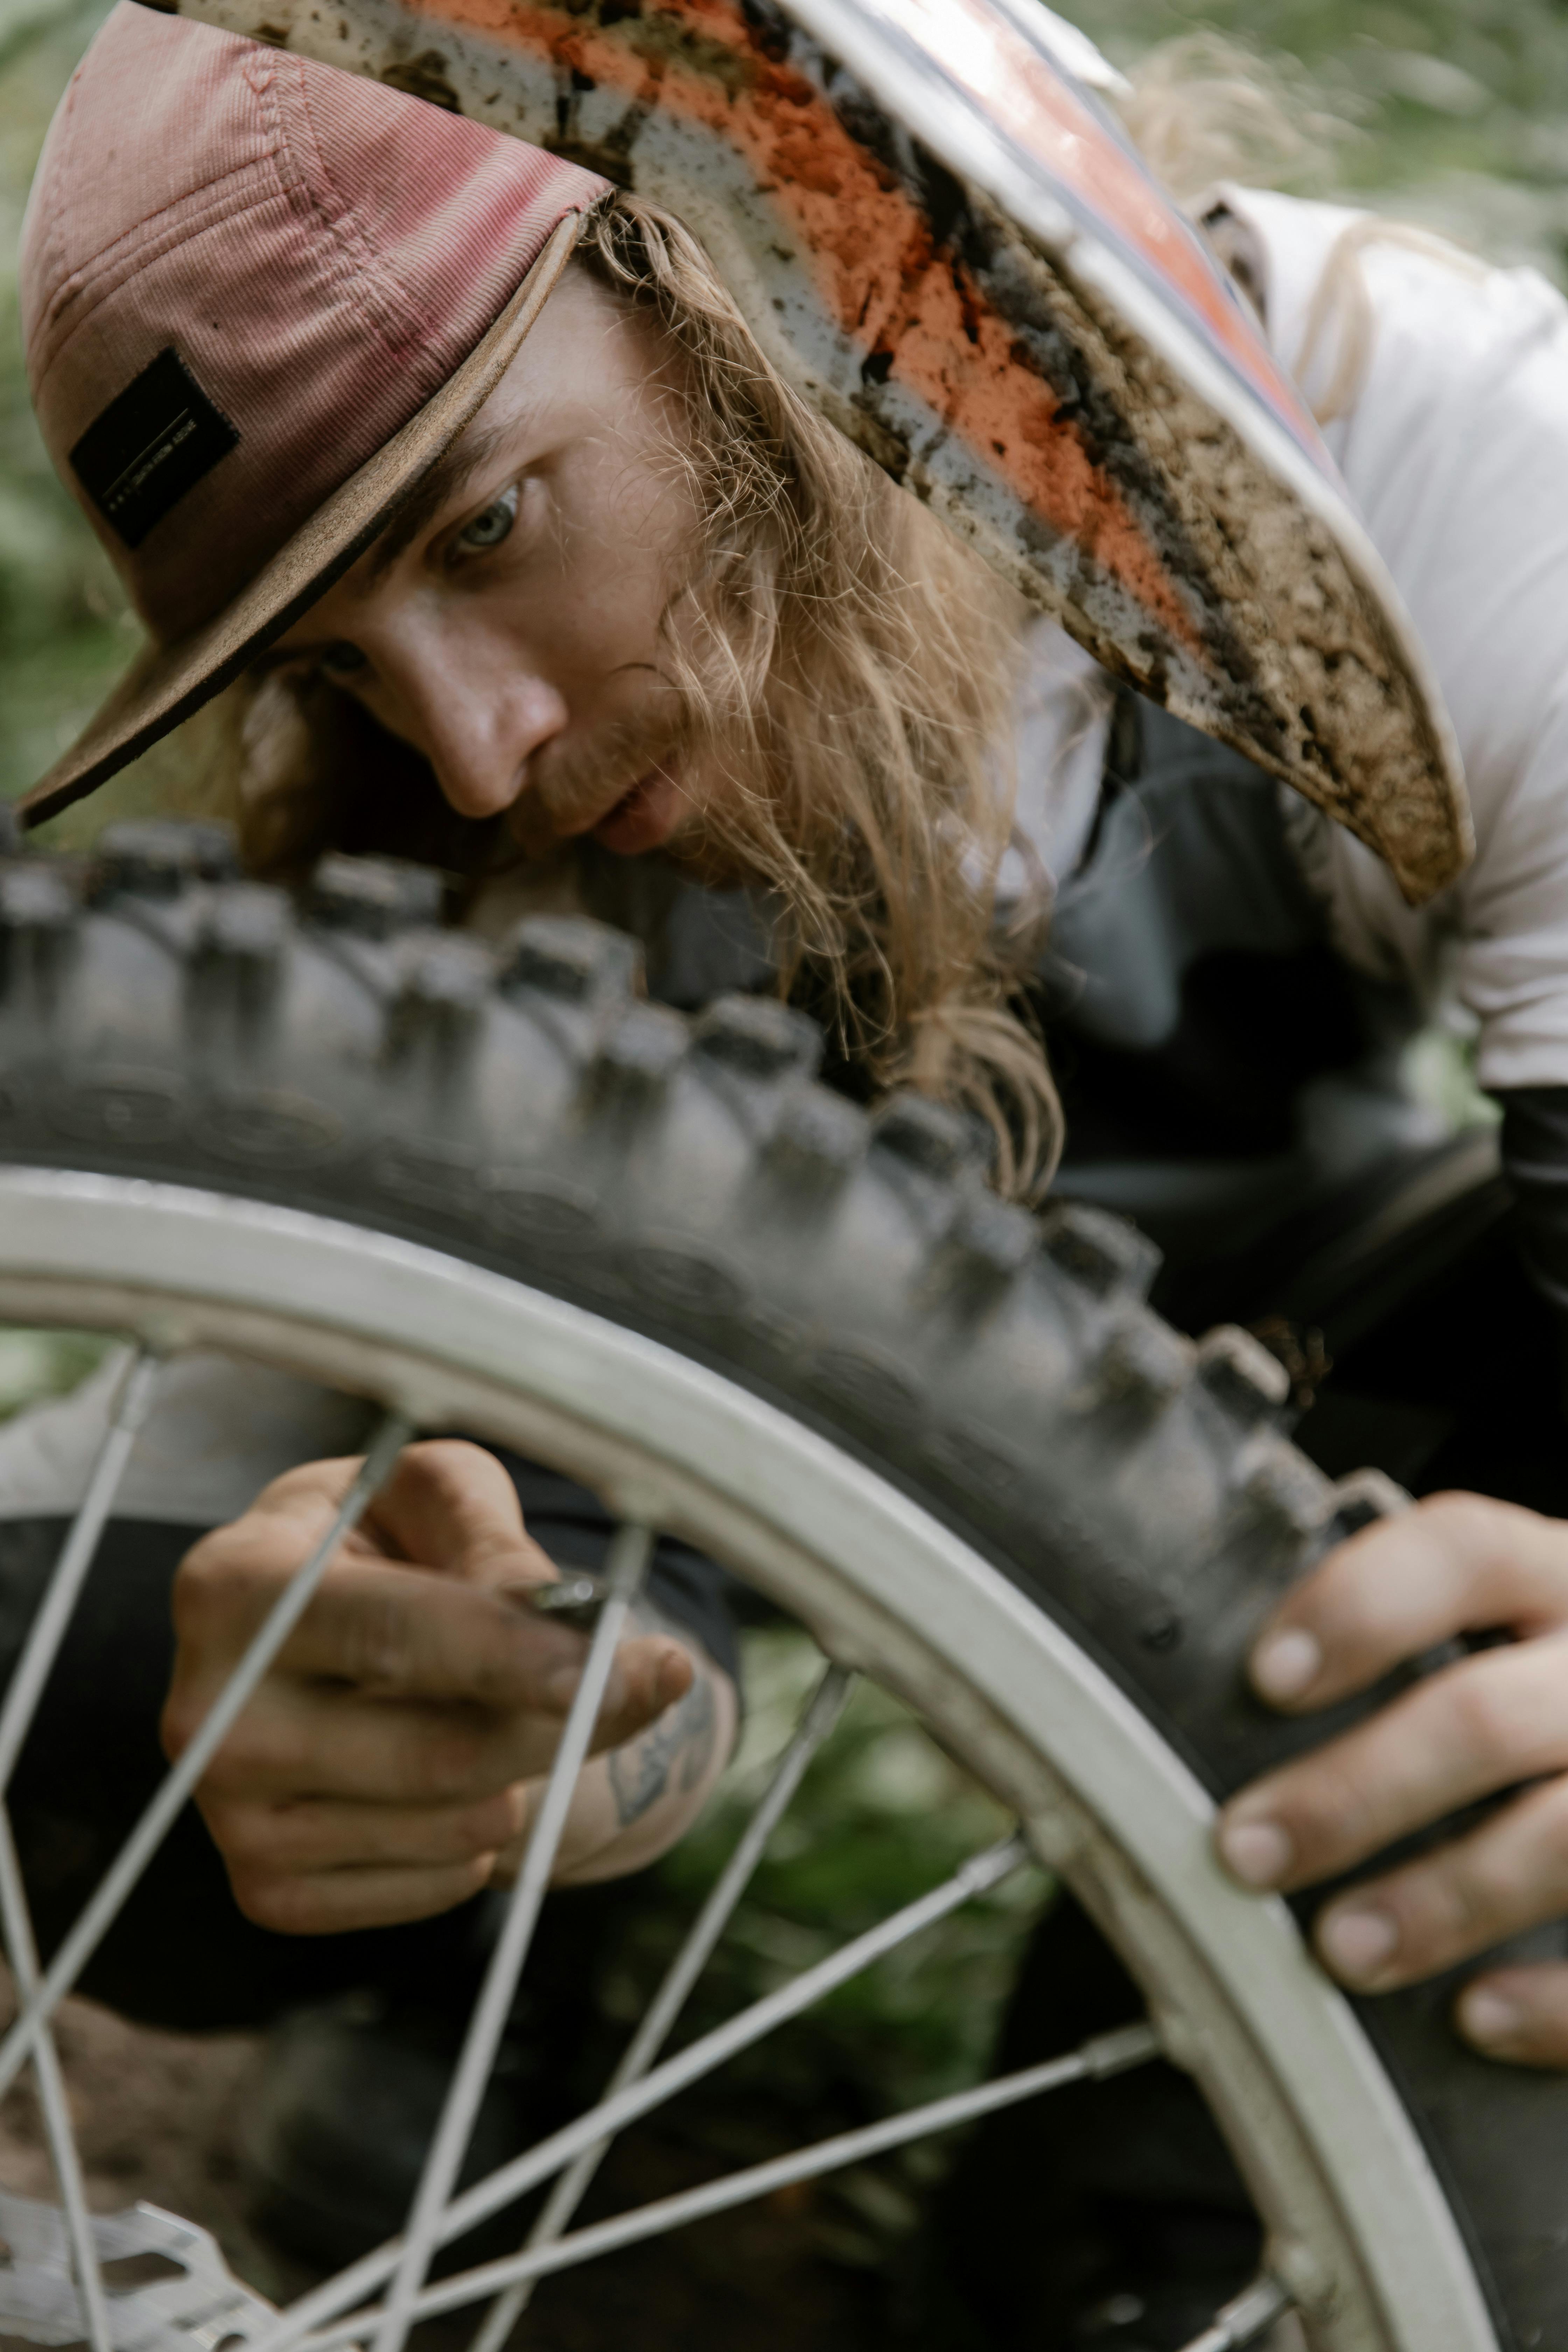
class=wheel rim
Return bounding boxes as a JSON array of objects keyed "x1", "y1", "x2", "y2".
[{"x1": 0, "y1": 1164, "x2": 1499, "y2": 2352}]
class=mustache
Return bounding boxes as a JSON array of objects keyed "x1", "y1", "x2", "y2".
[{"x1": 520, "y1": 701, "x2": 697, "y2": 843}]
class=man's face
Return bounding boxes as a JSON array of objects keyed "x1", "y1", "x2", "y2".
[{"x1": 270, "y1": 267, "x2": 704, "y2": 860}]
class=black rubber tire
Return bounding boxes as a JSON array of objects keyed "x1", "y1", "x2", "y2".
[{"x1": 0, "y1": 820, "x2": 1562, "y2": 2348}]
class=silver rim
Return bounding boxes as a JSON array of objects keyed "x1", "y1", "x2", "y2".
[{"x1": 0, "y1": 1164, "x2": 1498, "y2": 2352}]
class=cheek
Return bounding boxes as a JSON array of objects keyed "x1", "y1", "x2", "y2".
[{"x1": 559, "y1": 456, "x2": 696, "y2": 655}]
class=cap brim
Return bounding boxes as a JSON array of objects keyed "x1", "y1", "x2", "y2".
[{"x1": 16, "y1": 210, "x2": 582, "y2": 833}]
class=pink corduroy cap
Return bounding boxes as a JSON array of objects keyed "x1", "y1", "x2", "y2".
[{"x1": 17, "y1": 1, "x2": 608, "y2": 827}]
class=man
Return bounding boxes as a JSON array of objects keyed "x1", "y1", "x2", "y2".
[{"x1": 12, "y1": 0, "x2": 1568, "y2": 2330}]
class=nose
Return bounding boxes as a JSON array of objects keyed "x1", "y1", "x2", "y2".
[{"x1": 372, "y1": 616, "x2": 569, "y2": 821}]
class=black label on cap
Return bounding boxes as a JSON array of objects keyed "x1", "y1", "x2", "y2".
[{"x1": 70, "y1": 347, "x2": 239, "y2": 549}]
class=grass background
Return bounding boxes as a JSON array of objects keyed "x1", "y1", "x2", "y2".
[{"x1": 0, "y1": 0, "x2": 1561, "y2": 2287}]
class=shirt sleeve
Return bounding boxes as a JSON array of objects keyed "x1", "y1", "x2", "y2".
[
  {"x1": 484, "y1": 1446, "x2": 742, "y2": 1689},
  {"x1": 1218, "y1": 189, "x2": 1568, "y2": 1096}
]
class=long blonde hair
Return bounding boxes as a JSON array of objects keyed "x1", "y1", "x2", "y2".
[
  {"x1": 208, "y1": 190, "x2": 1059, "y2": 1196},
  {"x1": 1115, "y1": 30, "x2": 1351, "y2": 204}
]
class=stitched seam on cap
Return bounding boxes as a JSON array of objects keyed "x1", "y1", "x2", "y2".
[
  {"x1": 32, "y1": 183, "x2": 322, "y2": 419},
  {"x1": 295, "y1": 68, "x2": 442, "y2": 360},
  {"x1": 23, "y1": 62, "x2": 82, "y2": 338},
  {"x1": 248, "y1": 53, "x2": 393, "y2": 345},
  {"x1": 262, "y1": 52, "x2": 443, "y2": 369},
  {"x1": 33, "y1": 159, "x2": 277, "y2": 351}
]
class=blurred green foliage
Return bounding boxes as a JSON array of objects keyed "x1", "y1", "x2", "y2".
[
  {"x1": 633, "y1": 1634, "x2": 1049, "y2": 2265},
  {"x1": 0, "y1": 0, "x2": 125, "y2": 812},
  {"x1": 1095, "y1": 0, "x2": 1568, "y2": 268},
  {"x1": 646, "y1": 1637, "x2": 1044, "y2": 2107}
]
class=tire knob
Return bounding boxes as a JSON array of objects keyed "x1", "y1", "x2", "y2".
[
  {"x1": 0, "y1": 863, "x2": 79, "y2": 1007},
  {"x1": 763, "y1": 1090, "x2": 867, "y2": 1196},
  {"x1": 1091, "y1": 1313, "x2": 1192, "y2": 1411},
  {"x1": 97, "y1": 818, "x2": 239, "y2": 898},
  {"x1": 588, "y1": 1002, "x2": 688, "y2": 1111},
  {"x1": 390, "y1": 932, "x2": 493, "y2": 1051},
  {"x1": 936, "y1": 1192, "x2": 1037, "y2": 1304},
  {"x1": 194, "y1": 882, "x2": 290, "y2": 1033},
  {"x1": 504, "y1": 913, "x2": 640, "y2": 1011},
  {"x1": 309, "y1": 853, "x2": 443, "y2": 939},
  {"x1": 695, "y1": 994, "x2": 820, "y2": 1083},
  {"x1": 1197, "y1": 1327, "x2": 1290, "y2": 1428},
  {"x1": 873, "y1": 1092, "x2": 977, "y2": 1180},
  {"x1": 1041, "y1": 1202, "x2": 1161, "y2": 1301}
]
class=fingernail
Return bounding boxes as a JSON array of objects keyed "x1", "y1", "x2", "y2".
[
  {"x1": 544, "y1": 1661, "x2": 583, "y2": 1703},
  {"x1": 1217, "y1": 1814, "x2": 1294, "y2": 1888},
  {"x1": 1319, "y1": 1902, "x2": 1399, "y2": 1984},
  {"x1": 1460, "y1": 1986, "x2": 1524, "y2": 2051},
  {"x1": 1252, "y1": 1627, "x2": 1322, "y2": 1702}
]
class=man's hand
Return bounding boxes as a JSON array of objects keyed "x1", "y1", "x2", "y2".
[
  {"x1": 162, "y1": 1440, "x2": 734, "y2": 1935},
  {"x1": 1216, "y1": 1491, "x2": 1568, "y2": 2067}
]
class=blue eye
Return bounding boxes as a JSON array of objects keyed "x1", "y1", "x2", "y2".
[
  {"x1": 457, "y1": 485, "x2": 519, "y2": 552},
  {"x1": 320, "y1": 641, "x2": 367, "y2": 677}
]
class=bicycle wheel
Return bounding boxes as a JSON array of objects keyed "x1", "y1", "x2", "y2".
[{"x1": 0, "y1": 818, "x2": 1556, "y2": 2352}]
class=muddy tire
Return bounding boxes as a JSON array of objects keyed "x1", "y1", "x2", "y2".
[{"x1": 0, "y1": 819, "x2": 1561, "y2": 2349}]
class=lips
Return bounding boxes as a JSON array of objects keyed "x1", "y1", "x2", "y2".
[{"x1": 591, "y1": 768, "x2": 684, "y2": 855}]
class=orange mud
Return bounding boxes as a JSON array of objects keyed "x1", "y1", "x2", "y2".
[
  {"x1": 410, "y1": 0, "x2": 1211, "y2": 649},
  {"x1": 886, "y1": 0, "x2": 1321, "y2": 444}
]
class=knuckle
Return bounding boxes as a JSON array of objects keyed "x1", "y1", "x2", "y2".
[
  {"x1": 204, "y1": 1802, "x2": 271, "y2": 1869},
  {"x1": 159, "y1": 1690, "x2": 197, "y2": 1763},
  {"x1": 198, "y1": 1724, "x2": 296, "y2": 1805},
  {"x1": 1419, "y1": 1489, "x2": 1517, "y2": 1568},
  {"x1": 1418, "y1": 1489, "x2": 1490, "y2": 1541},
  {"x1": 227, "y1": 1866, "x2": 305, "y2": 1934},
  {"x1": 340, "y1": 1591, "x2": 420, "y2": 1693},
  {"x1": 453, "y1": 1820, "x2": 500, "y2": 1862},
  {"x1": 461, "y1": 1789, "x2": 521, "y2": 1855},
  {"x1": 1536, "y1": 1786, "x2": 1568, "y2": 1867},
  {"x1": 169, "y1": 1548, "x2": 231, "y2": 1640},
  {"x1": 407, "y1": 1436, "x2": 489, "y2": 1480},
  {"x1": 422, "y1": 1723, "x2": 489, "y2": 1801},
  {"x1": 1288, "y1": 1754, "x2": 1375, "y2": 1855},
  {"x1": 1415, "y1": 1859, "x2": 1494, "y2": 1948},
  {"x1": 172, "y1": 1541, "x2": 286, "y2": 1645},
  {"x1": 1446, "y1": 1670, "x2": 1516, "y2": 1769},
  {"x1": 1456, "y1": 1860, "x2": 1521, "y2": 1940},
  {"x1": 398, "y1": 1439, "x2": 496, "y2": 1518}
]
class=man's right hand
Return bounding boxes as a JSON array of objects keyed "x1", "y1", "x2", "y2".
[
  {"x1": 1216, "y1": 1490, "x2": 1568, "y2": 2066},
  {"x1": 161, "y1": 1440, "x2": 694, "y2": 1934}
]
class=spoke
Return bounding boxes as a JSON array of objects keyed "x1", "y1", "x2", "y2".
[
  {"x1": 467, "y1": 1659, "x2": 856, "y2": 2352},
  {"x1": 0, "y1": 1340, "x2": 162, "y2": 2352},
  {"x1": 0, "y1": 1811, "x2": 111, "y2": 2352},
  {"x1": 257, "y1": 1831, "x2": 1029, "y2": 2352},
  {"x1": 0, "y1": 1409, "x2": 414, "y2": 2103},
  {"x1": 0, "y1": 1345, "x2": 160, "y2": 1793},
  {"x1": 304, "y1": 2022, "x2": 1161, "y2": 2346},
  {"x1": 1175, "y1": 2276, "x2": 1294, "y2": 2352},
  {"x1": 369, "y1": 1521, "x2": 653, "y2": 2352}
]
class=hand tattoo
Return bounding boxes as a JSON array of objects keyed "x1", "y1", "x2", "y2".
[{"x1": 609, "y1": 1668, "x2": 718, "y2": 1827}]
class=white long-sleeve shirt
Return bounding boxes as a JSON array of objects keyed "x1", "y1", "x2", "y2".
[{"x1": 1019, "y1": 183, "x2": 1568, "y2": 1101}]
